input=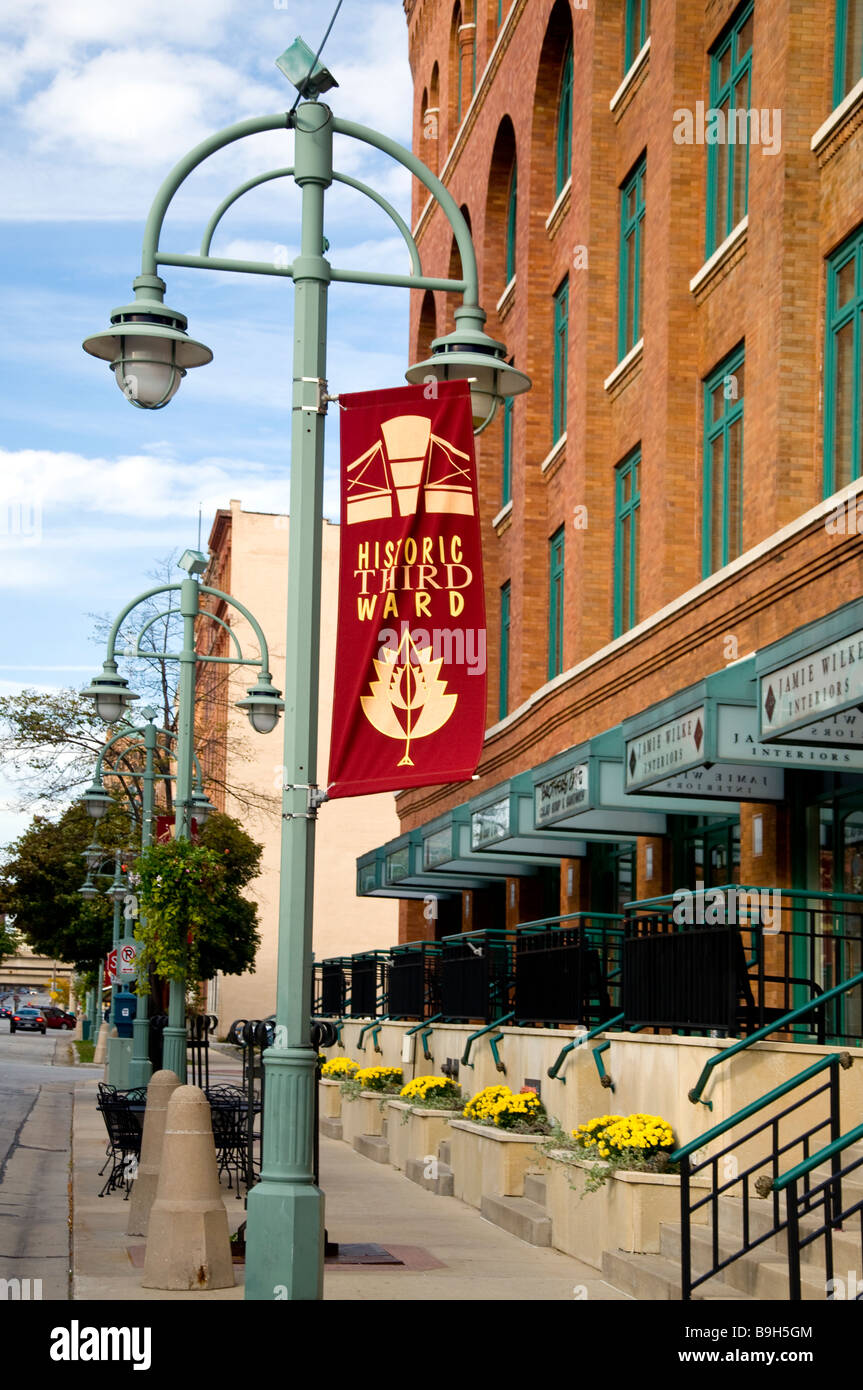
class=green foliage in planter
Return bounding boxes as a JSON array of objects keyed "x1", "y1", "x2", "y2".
[{"x1": 133, "y1": 814, "x2": 262, "y2": 985}]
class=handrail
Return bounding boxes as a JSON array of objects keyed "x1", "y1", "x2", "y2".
[
  {"x1": 405, "y1": 1012, "x2": 442, "y2": 1063},
  {"x1": 671, "y1": 1053, "x2": 851, "y2": 1162},
  {"x1": 404, "y1": 1014, "x2": 442, "y2": 1036},
  {"x1": 357, "y1": 1014, "x2": 402, "y2": 1052},
  {"x1": 460, "y1": 1011, "x2": 514, "y2": 1068},
  {"x1": 515, "y1": 910, "x2": 625, "y2": 931},
  {"x1": 772, "y1": 1117, "x2": 863, "y2": 1193},
  {"x1": 688, "y1": 970, "x2": 863, "y2": 1105},
  {"x1": 547, "y1": 1012, "x2": 625, "y2": 1081},
  {"x1": 627, "y1": 883, "x2": 863, "y2": 911}
]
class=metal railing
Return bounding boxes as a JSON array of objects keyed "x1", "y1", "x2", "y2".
[
  {"x1": 669, "y1": 1052, "x2": 852, "y2": 1299},
  {"x1": 773, "y1": 1120, "x2": 863, "y2": 1300},
  {"x1": 385, "y1": 941, "x2": 441, "y2": 1019},
  {"x1": 514, "y1": 913, "x2": 623, "y2": 1027},
  {"x1": 439, "y1": 929, "x2": 515, "y2": 1022}
]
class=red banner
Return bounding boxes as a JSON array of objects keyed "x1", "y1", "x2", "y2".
[{"x1": 328, "y1": 381, "x2": 486, "y2": 799}]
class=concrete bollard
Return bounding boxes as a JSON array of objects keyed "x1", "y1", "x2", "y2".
[
  {"x1": 92, "y1": 1021, "x2": 110, "y2": 1065},
  {"x1": 127, "y1": 1069, "x2": 180, "y2": 1237},
  {"x1": 141, "y1": 1084, "x2": 233, "y2": 1291}
]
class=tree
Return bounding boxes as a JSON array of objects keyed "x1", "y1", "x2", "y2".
[
  {"x1": 0, "y1": 798, "x2": 133, "y2": 971},
  {"x1": 0, "y1": 917, "x2": 18, "y2": 966},
  {"x1": 133, "y1": 813, "x2": 263, "y2": 983}
]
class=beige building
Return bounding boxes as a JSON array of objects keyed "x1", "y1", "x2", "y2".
[{"x1": 199, "y1": 501, "x2": 398, "y2": 1027}]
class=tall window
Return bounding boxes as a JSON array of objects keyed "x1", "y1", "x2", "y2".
[
  {"x1": 835, "y1": 0, "x2": 863, "y2": 106},
  {"x1": 707, "y1": 2, "x2": 754, "y2": 255},
  {"x1": 548, "y1": 526, "x2": 565, "y2": 679},
  {"x1": 553, "y1": 277, "x2": 569, "y2": 442},
  {"x1": 703, "y1": 345, "x2": 745, "y2": 575},
  {"x1": 618, "y1": 156, "x2": 646, "y2": 360},
  {"x1": 505, "y1": 160, "x2": 517, "y2": 284},
  {"x1": 556, "y1": 43, "x2": 573, "y2": 196},
  {"x1": 624, "y1": 0, "x2": 650, "y2": 72},
  {"x1": 825, "y1": 226, "x2": 863, "y2": 494},
  {"x1": 501, "y1": 391, "x2": 513, "y2": 506},
  {"x1": 499, "y1": 581, "x2": 511, "y2": 719},
  {"x1": 454, "y1": 4, "x2": 464, "y2": 125},
  {"x1": 614, "y1": 449, "x2": 640, "y2": 635}
]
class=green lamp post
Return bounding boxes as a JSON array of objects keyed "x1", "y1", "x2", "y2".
[
  {"x1": 84, "y1": 708, "x2": 214, "y2": 1087},
  {"x1": 82, "y1": 39, "x2": 530, "y2": 1301},
  {"x1": 80, "y1": 553, "x2": 282, "y2": 1082}
]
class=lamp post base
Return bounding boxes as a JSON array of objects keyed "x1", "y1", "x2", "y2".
[
  {"x1": 243, "y1": 1179, "x2": 325, "y2": 1301},
  {"x1": 161, "y1": 1025, "x2": 187, "y2": 1083}
]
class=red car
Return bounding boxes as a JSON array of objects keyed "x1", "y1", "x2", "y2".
[{"x1": 42, "y1": 1007, "x2": 76, "y2": 1030}]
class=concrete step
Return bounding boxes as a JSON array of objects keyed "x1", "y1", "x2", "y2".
[
  {"x1": 523, "y1": 1173, "x2": 547, "y2": 1207},
  {"x1": 320, "y1": 1117, "x2": 342, "y2": 1141},
  {"x1": 601, "y1": 1248, "x2": 754, "y2": 1301},
  {"x1": 353, "y1": 1134, "x2": 390, "y2": 1164},
  {"x1": 480, "y1": 1193, "x2": 552, "y2": 1247},
  {"x1": 404, "y1": 1156, "x2": 454, "y2": 1196}
]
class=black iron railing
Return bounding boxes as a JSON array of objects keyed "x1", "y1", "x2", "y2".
[
  {"x1": 349, "y1": 950, "x2": 389, "y2": 1017},
  {"x1": 775, "y1": 1120, "x2": 863, "y2": 1300},
  {"x1": 385, "y1": 941, "x2": 441, "y2": 1019},
  {"x1": 670, "y1": 1053, "x2": 849, "y2": 1299},
  {"x1": 440, "y1": 929, "x2": 514, "y2": 1022},
  {"x1": 514, "y1": 913, "x2": 623, "y2": 1027},
  {"x1": 314, "y1": 957, "x2": 352, "y2": 1017}
]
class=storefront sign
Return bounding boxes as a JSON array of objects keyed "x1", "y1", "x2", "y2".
[
  {"x1": 718, "y1": 703, "x2": 863, "y2": 769},
  {"x1": 535, "y1": 762, "x2": 590, "y2": 826},
  {"x1": 471, "y1": 796, "x2": 510, "y2": 848},
  {"x1": 759, "y1": 628, "x2": 863, "y2": 741},
  {"x1": 328, "y1": 381, "x2": 487, "y2": 798},
  {"x1": 646, "y1": 765, "x2": 784, "y2": 799},
  {"x1": 625, "y1": 708, "x2": 707, "y2": 790}
]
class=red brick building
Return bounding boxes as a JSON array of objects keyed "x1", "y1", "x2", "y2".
[{"x1": 356, "y1": 0, "x2": 863, "y2": 1009}]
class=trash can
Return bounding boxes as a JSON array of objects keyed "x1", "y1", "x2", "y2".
[{"x1": 114, "y1": 988, "x2": 137, "y2": 1039}]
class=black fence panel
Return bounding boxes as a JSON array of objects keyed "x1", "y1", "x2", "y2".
[
  {"x1": 385, "y1": 943, "x2": 441, "y2": 1019},
  {"x1": 316, "y1": 959, "x2": 348, "y2": 1017},
  {"x1": 515, "y1": 921, "x2": 621, "y2": 1026},
  {"x1": 623, "y1": 915, "x2": 739, "y2": 1030},
  {"x1": 349, "y1": 952, "x2": 388, "y2": 1017},
  {"x1": 440, "y1": 931, "x2": 514, "y2": 1021}
]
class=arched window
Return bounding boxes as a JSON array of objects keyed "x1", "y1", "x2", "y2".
[
  {"x1": 505, "y1": 160, "x2": 517, "y2": 284},
  {"x1": 556, "y1": 43, "x2": 573, "y2": 196}
]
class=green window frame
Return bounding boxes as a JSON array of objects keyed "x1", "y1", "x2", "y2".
[
  {"x1": 703, "y1": 344, "x2": 745, "y2": 576},
  {"x1": 614, "y1": 449, "x2": 640, "y2": 636},
  {"x1": 618, "y1": 156, "x2": 646, "y2": 360},
  {"x1": 553, "y1": 277, "x2": 569, "y2": 442},
  {"x1": 824, "y1": 225, "x2": 863, "y2": 495},
  {"x1": 499, "y1": 581, "x2": 511, "y2": 719},
  {"x1": 556, "y1": 43, "x2": 573, "y2": 196},
  {"x1": 505, "y1": 160, "x2": 517, "y2": 284},
  {"x1": 834, "y1": 0, "x2": 863, "y2": 106},
  {"x1": 501, "y1": 391, "x2": 513, "y2": 506},
  {"x1": 548, "y1": 525, "x2": 565, "y2": 680},
  {"x1": 497, "y1": 0, "x2": 504, "y2": 27},
  {"x1": 624, "y1": 0, "x2": 650, "y2": 73},
  {"x1": 706, "y1": 2, "x2": 754, "y2": 256}
]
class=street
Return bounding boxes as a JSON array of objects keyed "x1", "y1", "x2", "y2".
[{"x1": 0, "y1": 1022, "x2": 84, "y2": 1300}]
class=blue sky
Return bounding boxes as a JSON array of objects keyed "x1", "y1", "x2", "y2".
[{"x1": 0, "y1": 0, "x2": 413, "y2": 849}]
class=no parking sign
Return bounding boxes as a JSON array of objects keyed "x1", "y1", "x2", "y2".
[{"x1": 117, "y1": 943, "x2": 138, "y2": 979}]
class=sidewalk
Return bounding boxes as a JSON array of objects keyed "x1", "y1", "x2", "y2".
[{"x1": 71, "y1": 1080, "x2": 629, "y2": 1301}]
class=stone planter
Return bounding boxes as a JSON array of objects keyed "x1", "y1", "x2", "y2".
[
  {"x1": 318, "y1": 1078, "x2": 342, "y2": 1120},
  {"x1": 339, "y1": 1090, "x2": 391, "y2": 1148},
  {"x1": 385, "y1": 1100, "x2": 461, "y2": 1172},
  {"x1": 448, "y1": 1118, "x2": 548, "y2": 1209},
  {"x1": 545, "y1": 1154, "x2": 706, "y2": 1268}
]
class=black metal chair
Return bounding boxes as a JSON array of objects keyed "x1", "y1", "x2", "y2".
[
  {"x1": 95, "y1": 1093, "x2": 142, "y2": 1199},
  {"x1": 205, "y1": 1084, "x2": 253, "y2": 1198}
]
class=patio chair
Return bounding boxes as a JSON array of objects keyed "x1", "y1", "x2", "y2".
[
  {"x1": 95, "y1": 1094, "x2": 142, "y2": 1199},
  {"x1": 206, "y1": 1085, "x2": 251, "y2": 1198}
]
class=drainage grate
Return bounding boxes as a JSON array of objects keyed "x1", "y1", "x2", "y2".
[{"x1": 325, "y1": 1242, "x2": 403, "y2": 1265}]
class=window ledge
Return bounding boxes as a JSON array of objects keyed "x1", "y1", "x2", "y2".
[
  {"x1": 496, "y1": 275, "x2": 516, "y2": 320},
  {"x1": 492, "y1": 499, "x2": 513, "y2": 533},
  {"x1": 689, "y1": 216, "x2": 748, "y2": 300},
  {"x1": 609, "y1": 38, "x2": 651, "y2": 119},
  {"x1": 540, "y1": 433, "x2": 567, "y2": 476},
  {"x1": 811, "y1": 75, "x2": 863, "y2": 163},
  {"x1": 604, "y1": 339, "x2": 643, "y2": 395},
  {"x1": 545, "y1": 177, "x2": 572, "y2": 238}
]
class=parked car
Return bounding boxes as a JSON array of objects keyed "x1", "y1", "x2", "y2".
[
  {"x1": 0, "y1": 1006, "x2": 11, "y2": 1019},
  {"x1": 10, "y1": 1008, "x2": 46, "y2": 1035},
  {"x1": 43, "y1": 1007, "x2": 76, "y2": 1030}
]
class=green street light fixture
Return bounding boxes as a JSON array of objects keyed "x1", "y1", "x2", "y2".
[
  {"x1": 82, "y1": 782, "x2": 113, "y2": 820},
  {"x1": 78, "y1": 874, "x2": 99, "y2": 902},
  {"x1": 190, "y1": 786, "x2": 215, "y2": 826},
  {"x1": 236, "y1": 676, "x2": 284, "y2": 735},
  {"x1": 81, "y1": 664, "x2": 140, "y2": 723},
  {"x1": 82, "y1": 36, "x2": 530, "y2": 1302},
  {"x1": 82, "y1": 841, "x2": 105, "y2": 870},
  {"x1": 82, "y1": 275, "x2": 213, "y2": 410}
]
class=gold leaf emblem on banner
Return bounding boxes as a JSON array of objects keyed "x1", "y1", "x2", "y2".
[
  {"x1": 346, "y1": 414, "x2": 475, "y2": 524},
  {"x1": 360, "y1": 628, "x2": 457, "y2": 766}
]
